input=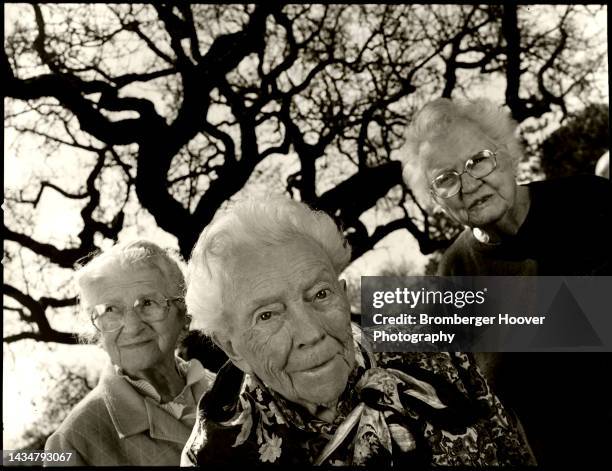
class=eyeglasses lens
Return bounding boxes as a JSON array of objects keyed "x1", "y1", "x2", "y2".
[
  {"x1": 432, "y1": 150, "x2": 496, "y2": 198},
  {"x1": 92, "y1": 294, "x2": 169, "y2": 332}
]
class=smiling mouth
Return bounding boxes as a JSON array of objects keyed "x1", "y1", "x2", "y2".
[
  {"x1": 295, "y1": 356, "x2": 336, "y2": 373},
  {"x1": 469, "y1": 194, "x2": 492, "y2": 210},
  {"x1": 120, "y1": 339, "x2": 153, "y2": 348}
]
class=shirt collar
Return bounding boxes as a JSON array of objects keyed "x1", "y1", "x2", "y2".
[
  {"x1": 101, "y1": 358, "x2": 212, "y2": 442},
  {"x1": 114, "y1": 356, "x2": 208, "y2": 402},
  {"x1": 181, "y1": 357, "x2": 212, "y2": 389}
]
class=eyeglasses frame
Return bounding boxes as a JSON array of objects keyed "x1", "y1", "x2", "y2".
[
  {"x1": 430, "y1": 149, "x2": 498, "y2": 199},
  {"x1": 90, "y1": 294, "x2": 183, "y2": 333}
]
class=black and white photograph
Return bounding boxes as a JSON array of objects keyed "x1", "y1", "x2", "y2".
[{"x1": 3, "y1": 3, "x2": 610, "y2": 467}]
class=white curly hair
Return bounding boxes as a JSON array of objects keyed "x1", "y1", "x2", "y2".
[
  {"x1": 401, "y1": 97, "x2": 524, "y2": 208},
  {"x1": 185, "y1": 196, "x2": 352, "y2": 336},
  {"x1": 76, "y1": 239, "x2": 186, "y2": 343}
]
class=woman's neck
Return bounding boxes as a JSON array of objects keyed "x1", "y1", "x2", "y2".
[
  {"x1": 305, "y1": 401, "x2": 339, "y2": 423},
  {"x1": 127, "y1": 356, "x2": 185, "y2": 403},
  {"x1": 477, "y1": 185, "x2": 531, "y2": 243}
]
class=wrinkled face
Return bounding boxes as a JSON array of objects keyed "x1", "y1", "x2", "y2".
[
  {"x1": 81, "y1": 266, "x2": 184, "y2": 377},
  {"x1": 422, "y1": 120, "x2": 519, "y2": 228},
  {"x1": 218, "y1": 238, "x2": 355, "y2": 411}
]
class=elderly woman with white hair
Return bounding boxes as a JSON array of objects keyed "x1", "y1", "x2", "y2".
[
  {"x1": 401, "y1": 98, "x2": 611, "y2": 466},
  {"x1": 402, "y1": 97, "x2": 610, "y2": 275},
  {"x1": 44, "y1": 240, "x2": 216, "y2": 466},
  {"x1": 180, "y1": 197, "x2": 533, "y2": 466}
]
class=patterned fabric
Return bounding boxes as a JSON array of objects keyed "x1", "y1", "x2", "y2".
[
  {"x1": 376, "y1": 352, "x2": 533, "y2": 466},
  {"x1": 182, "y1": 334, "x2": 534, "y2": 466}
]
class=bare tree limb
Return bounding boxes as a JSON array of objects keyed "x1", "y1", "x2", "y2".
[{"x1": 4, "y1": 284, "x2": 79, "y2": 344}]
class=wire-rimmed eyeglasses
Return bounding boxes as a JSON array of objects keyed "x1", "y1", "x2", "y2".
[
  {"x1": 430, "y1": 149, "x2": 497, "y2": 199},
  {"x1": 90, "y1": 293, "x2": 182, "y2": 333}
]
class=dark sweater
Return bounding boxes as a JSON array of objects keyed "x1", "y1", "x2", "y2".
[
  {"x1": 438, "y1": 174, "x2": 611, "y2": 275},
  {"x1": 436, "y1": 175, "x2": 612, "y2": 465}
]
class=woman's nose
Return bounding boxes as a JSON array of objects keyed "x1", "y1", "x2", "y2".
[
  {"x1": 460, "y1": 171, "x2": 481, "y2": 194},
  {"x1": 122, "y1": 307, "x2": 145, "y2": 332},
  {"x1": 290, "y1": 304, "x2": 326, "y2": 349}
]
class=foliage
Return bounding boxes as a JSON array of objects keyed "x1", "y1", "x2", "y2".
[
  {"x1": 423, "y1": 252, "x2": 443, "y2": 276},
  {"x1": 19, "y1": 364, "x2": 98, "y2": 449},
  {"x1": 540, "y1": 103, "x2": 609, "y2": 179}
]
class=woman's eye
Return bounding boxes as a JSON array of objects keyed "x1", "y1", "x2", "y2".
[
  {"x1": 470, "y1": 157, "x2": 487, "y2": 167},
  {"x1": 257, "y1": 311, "x2": 273, "y2": 322},
  {"x1": 314, "y1": 288, "x2": 331, "y2": 300},
  {"x1": 435, "y1": 173, "x2": 456, "y2": 187}
]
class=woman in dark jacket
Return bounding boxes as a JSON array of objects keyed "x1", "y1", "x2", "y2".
[
  {"x1": 401, "y1": 97, "x2": 610, "y2": 276},
  {"x1": 400, "y1": 97, "x2": 611, "y2": 465}
]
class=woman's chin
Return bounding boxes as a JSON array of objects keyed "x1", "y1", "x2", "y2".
[
  {"x1": 291, "y1": 358, "x2": 350, "y2": 406},
  {"x1": 298, "y1": 387, "x2": 344, "y2": 412},
  {"x1": 467, "y1": 204, "x2": 507, "y2": 228}
]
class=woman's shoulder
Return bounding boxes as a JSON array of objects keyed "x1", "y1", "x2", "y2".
[
  {"x1": 69, "y1": 382, "x2": 108, "y2": 413},
  {"x1": 437, "y1": 228, "x2": 478, "y2": 275},
  {"x1": 53, "y1": 384, "x2": 110, "y2": 433},
  {"x1": 445, "y1": 228, "x2": 475, "y2": 253},
  {"x1": 527, "y1": 175, "x2": 610, "y2": 226},
  {"x1": 529, "y1": 174, "x2": 610, "y2": 200}
]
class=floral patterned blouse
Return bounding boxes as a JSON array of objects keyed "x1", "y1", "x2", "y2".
[{"x1": 181, "y1": 339, "x2": 534, "y2": 466}]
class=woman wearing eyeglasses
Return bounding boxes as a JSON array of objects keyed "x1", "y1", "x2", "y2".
[
  {"x1": 401, "y1": 97, "x2": 610, "y2": 276},
  {"x1": 44, "y1": 240, "x2": 216, "y2": 466},
  {"x1": 400, "y1": 97, "x2": 611, "y2": 466}
]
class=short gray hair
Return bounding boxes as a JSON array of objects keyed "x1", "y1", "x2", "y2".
[
  {"x1": 76, "y1": 239, "x2": 186, "y2": 343},
  {"x1": 401, "y1": 97, "x2": 523, "y2": 208},
  {"x1": 185, "y1": 196, "x2": 352, "y2": 336}
]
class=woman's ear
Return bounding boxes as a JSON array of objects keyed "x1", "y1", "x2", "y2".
[
  {"x1": 210, "y1": 331, "x2": 254, "y2": 375},
  {"x1": 176, "y1": 313, "x2": 192, "y2": 344}
]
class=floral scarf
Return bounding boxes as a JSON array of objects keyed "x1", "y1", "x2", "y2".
[{"x1": 184, "y1": 337, "x2": 533, "y2": 466}]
